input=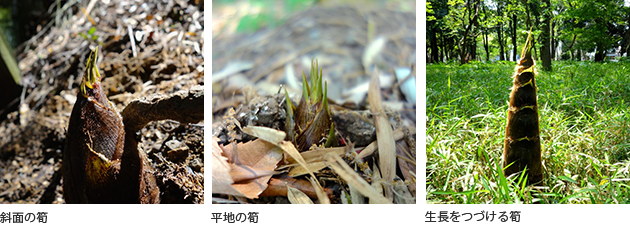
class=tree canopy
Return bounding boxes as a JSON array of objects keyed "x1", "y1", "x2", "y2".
[{"x1": 427, "y1": 0, "x2": 630, "y2": 66}]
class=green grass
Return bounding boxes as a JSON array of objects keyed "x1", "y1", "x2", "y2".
[{"x1": 426, "y1": 60, "x2": 630, "y2": 204}]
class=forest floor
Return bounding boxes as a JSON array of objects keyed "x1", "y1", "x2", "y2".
[
  {"x1": 427, "y1": 61, "x2": 630, "y2": 204},
  {"x1": 212, "y1": 2, "x2": 417, "y2": 204},
  {"x1": 0, "y1": 0, "x2": 204, "y2": 204}
]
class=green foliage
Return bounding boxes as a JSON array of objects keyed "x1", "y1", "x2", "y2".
[
  {"x1": 0, "y1": 7, "x2": 15, "y2": 47},
  {"x1": 79, "y1": 27, "x2": 99, "y2": 42},
  {"x1": 233, "y1": 0, "x2": 315, "y2": 33},
  {"x1": 559, "y1": 0, "x2": 626, "y2": 56},
  {"x1": 284, "y1": 0, "x2": 313, "y2": 12},
  {"x1": 236, "y1": 13, "x2": 281, "y2": 33},
  {"x1": 442, "y1": 0, "x2": 471, "y2": 37},
  {"x1": 427, "y1": 61, "x2": 630, "y2": 204},
  {"x1": 426, "y1": 1, "x2": 436, "y2": 21}
]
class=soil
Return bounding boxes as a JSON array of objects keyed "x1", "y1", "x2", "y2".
[
  {"x1": 0, "y1": 0, "x2": 204, "y2": 204},
  {"x1": 212, "y1": 4, "x2": 416, "y2": 204}
]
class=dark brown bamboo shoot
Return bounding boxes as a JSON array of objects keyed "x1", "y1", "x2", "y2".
[
  {"x1": 503, "y1": 31, "x2": 543, "y2": 186},
  {"x1": 285, "y1": 57, "x2": 334, "y2": 152},
  {"x1": 63, "y1": 48, "x2": 159, "y2": 203}
]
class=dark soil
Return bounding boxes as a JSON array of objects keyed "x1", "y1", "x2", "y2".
[{"x1": 0, "y1": 0, "x2": 204, "y2": 204}]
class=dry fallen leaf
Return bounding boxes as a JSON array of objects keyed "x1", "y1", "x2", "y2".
[
  {"x1": 309, "y1": 176, "x2": 330, "y2": 204},
  {"x1": 212, "y1": 138, "x2": 283, "y2": 199},
  {"x1": 212, "y1": 137, "x2": 246, "y2": 197},
  {"x1": 362, "y1": 36, "x2": 387, "y2": 71},
  {"x1": 287, "y1": 185, "x2": 314, "y2": 204},
  {"x1": 239, "y1": 126, "x2": 332, "y2": 202},
  {"x1": 259, "y1": 176, "x2": 333, "y2": 199}
]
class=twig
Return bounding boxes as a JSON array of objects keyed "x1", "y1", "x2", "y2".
[
  {"x1": 127, "y1": 24, "x2": 137, "y2": 58},
  {"x1": 353, "y1": 126, "x2": 416, "y2": 162}
]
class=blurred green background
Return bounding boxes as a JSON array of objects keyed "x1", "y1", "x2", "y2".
[
  {"x1": 0, "y1": 0, "x2": 54, "y2": 48},
  {"x1": 212, "y1": 0, "x2": 415, "y2": 36}
]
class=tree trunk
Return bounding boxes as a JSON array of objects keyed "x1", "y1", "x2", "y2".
[
  {"x1": 438, "y1": 32, "x2": 446, "y2": 62},
  {"x1": 483, "y1": 29, "x2": 490, "y2": 61},
  {"x1": 551, "y1": 19, "x2": 556, "y2": 60},
  {"x1": 470, "y1": 39, "x2": 477, "y2": 61},
  {"x1": 525, "y1": 3, "x2": 536, "y2": 60},
  {"x1": 540, "y1": 0, "x2": 552, "y2": 71},
  {"x1": 498, "y1": 25, "x2": 506, "y2": 61},
  {"x1": 567, "y1": 34, "x2": 577, "y2": 60},
  {"x1": 471, "y1": 5, "x2": 480, "y2": 62},
  {"x1": 482, "y1": 4, "x2": 490, "y2": 61},
  {"x1": 511, "y1": 14, "x2": 517, "y2": 61},
  {"x1": 458, "y1": 0, "x2": 480, "y2": 65},
  {"x1": 595, "y1": 46, "x2": 605, "y2": 62},
  {"x1": 497, "y1": 2, "x2": 506, "y2": 61},
  {"x1": 621, "y1": 9, "x2": 630, "y2": 57},
  {"x1": 429, "y1": 22, "x2": 439, "y2": 63}
]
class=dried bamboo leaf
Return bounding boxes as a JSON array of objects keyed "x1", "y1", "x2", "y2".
[
  {"x1": 369, "y1": 162, "x2": 384, "y2": 204},
  {"x1": 325, "y1": 154, "x2": 391, "y2": 204},
  {"x1": 362, "y1": 36, "x2": 387, "y2": 71},
  {"x1": 393, "y1": 180, "x2": 415, "y2": 204},
  {"x1": 309, "y1": 176, "x2": 330, "y2": 204},
  {"x1": 243, "y1": 126, "x2": 286, "y2": 145},
  {"x1": 396, "y1": 141, "x2": 416, "y2": 195},
  {"x1": 349, "y1": 184, "x2": 365, "y2": 204},
  {"x1": 286, "y1": 146, "x2": 348, "y2": 164},
  {"x1": 288, "y1": 162, "x2": 327, "y2": 177},
  {"x1": 349, "y1": 166, "x2": 366, "y2": 204},
  {"x1": 279, "y1": 141, "x2": 317, "y2": 180},
  {"x1": 368, "y1": 69, "x2": 396, "y2": 200},
  {"x1": 287, "y1": 184, "x2": 314, "y2": 204}
]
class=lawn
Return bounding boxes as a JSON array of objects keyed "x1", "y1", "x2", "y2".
[{"x1": 426, "y1": 60, "x2": 630, "y2": 204}]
